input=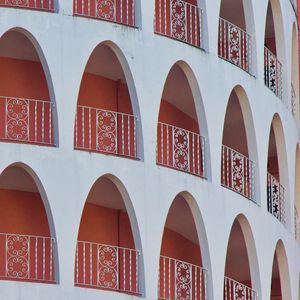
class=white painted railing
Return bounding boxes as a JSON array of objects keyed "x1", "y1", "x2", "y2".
[
  {"x1": 224, "y1": 276, "x2": 257, "y2": 300},
  {"x1": 154, "y1": 0, "x2": 203, "y2": 48},
  {"x1": 158, "y1": 255, "x2": 208, "y2": 300},
  {"x1": 0, "y1": 233, "x2": 55, "y2": 282},
  {"x1": 218, "y1": 18, "x2": 252, "y2": 74},
  {"x1": 75, "y1": 105, "x2": 138, "y2": 159},
  {"x1": 157, "y1": 122, "x2": 205, "y2": 178},
  {"x1": 75, "y1": 241, "x2": 140, "y2": 294},
  {"x1": 291, "y1": 83, "x2": 296, "y2": 116},
  {"x1": 221, "y1": 145, "x2": 255, "y2": 201},
  {"x1": 264, "y1": 47, "x2": 283, "y2": 100},
  {"x1": 0, "y1": 96, "x2": 55, "y2": 145},
  {"x1": 267, "y1": 172, "x2": 286, "y2": 225},
  {"x1": 73, "y1": 0, "x2": 135, "y2": 26},
  {"x1": 0, "y1": 0, "x2": 54, "y2": 11}
]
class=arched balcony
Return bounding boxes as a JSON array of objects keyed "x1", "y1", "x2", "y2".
[
  {"x1": 158, "y1": 194, "x2": 208, "y2": 299},
  {"x1": 218, "y1": 0, "x2": 253, "y2": 74},
  {"x1": 73, "y1": 0, "x2": 136, "y2": 27},
  {"x1": 154, "y1": 0, "x2": 203, "y2": 48},
  {"x1": 0, "y1": 165, "x2": 56, "y2": 283},
  {"x1": 0, "y1": 30, "x2": 56, "y2": 146},
  {"x1": 0, "y1": 0, "x2": 54, "y2": 11},
  {"x1": 74, "y1": 43, "x2": 139, "y2": 159},
  {"x1": 75, "y1": 176, "x2": 141, "y2": 295}
]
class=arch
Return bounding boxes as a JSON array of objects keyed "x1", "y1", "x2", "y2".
[
  {"x1": 74, "y1": 174, "x2": 144, "y2": 295},
  {"x1": 270, "y1": 240, "x2": 292, "y2": 299},
  {"x1": 221, "y1": 85, "x2": 260, "y2": 203},
  {"x1": 158, "y1": 191, "x2": 212, "y2": 299},
  {"x1": 266, "y1": 114, "x2": 290, "y2": 226},
  {"x1": 156, "y1": 60, "x2": 211, "y2": 179},
  {"x1": 223, "y1": 214, "x2": 261, "y2": 299},
  {"x1": 0, "y1": 27, "x2": 58, "y2": 146},
  {"x1": 0, "y1": 162, "x2": 58, "y2": 283},
  {"x1": 74, "y1": 40, "x2": 143, "y2": 160},
  {"x1": 291, "y1": 22, "x2": 299, "y2": 118}
]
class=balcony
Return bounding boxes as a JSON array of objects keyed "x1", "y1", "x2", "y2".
[
  {"x1": 75, "y1": 106, "x2": 138, "y2": 159},
  {"x1": 0, "y1": 96, "x2": 55, "y2": 146},
  {"x1": 157, "y1": 122, "x2": 205, "y2": 178},
  {"x1": 154, "y1": 0, "x2": 203, "y2": 48},
  {"x1": 264, "y1": 47, "x2": 283, "y2": 100},
  {"x1": 291, "y1": 83, "x2": 296, "y2": 116},
  {"x1": 0, "y1": 0, "x2": 54, "y2": 11},
  {"x1": 295, "y1": 207, "x2": 299, "y2": 241},
  {"x1": 75, "y1": 241, "x2": 140, "y2": 295},
  {"x1": 267, "y1": 172, "x2": 286, "y2": 225},
  {"x1": 224, "y1": 276, "x2": 257, "y2": 300},
  {"x1": 221, "y1": 145, "x2": 255, "y2": 201},
  {"x1": 158, "y1": 255, "x2": 208, "y2": 299},
  {"x1": 0, "y1": 233, "x2": 55, "y2": 283},
  {"x1": 218, "y1": 18, "x2": 252, "y2": 74},
  {"x1": 73, "y1": 0, "x2": 136, "y2": 27}
]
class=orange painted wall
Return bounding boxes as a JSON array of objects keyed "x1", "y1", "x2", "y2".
[{"x1": 0, "y1": 57, "x2": 50, "y2": 100}]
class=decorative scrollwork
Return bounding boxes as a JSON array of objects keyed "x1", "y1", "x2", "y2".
[
  {"x1": 96, "y1": 110, "x2": 117, "y2": 153},
  {"x1": 234, "y1": 281, "x2": 246, "y2": 300},
  {"x1": 5, "y1": 0, "x2": 29, "y2": 6},
  {"x1": 171, "y1": 0, "x2": 186, "y2": 41},
  {"x1": 268, "y1": 53, "x2": 277, "y2": 95},
  {"x1": 173, "y1": 127, "x2": 189, "y2": 171},
  {"x1": 228, "y1": 24, "x2": 241, "y2": 66},
  {"x1": 175, "y1": 260, "x2": 191, "y2": 300},
  {"x1": 6, "y1": 235, "x2": 29, "y2": 279},
  {"x1": 6, "y1": 98, "x2": 29, "y2": 141},
  {"x1": 231, "y1": 151, "x2": 244, "y2": 193},
  {"x1": 270, "y1": 176, "x2": 280, "y2": 220},
  {"x1": 96, "y1": 0, "x2": 115, "y2": 21},
  {"x1": 97, "y1": 245, "x2": 118, "y2": 289}
]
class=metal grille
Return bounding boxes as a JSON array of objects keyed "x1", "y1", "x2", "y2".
[
  {"x1": 0, "y1": 0, "x2": 54, "y2": 11},
  {"x1": 224, "y1": 276, "x2": 258, "y2": 300}
]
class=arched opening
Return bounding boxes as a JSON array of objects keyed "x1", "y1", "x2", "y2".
[
  {"x1": 264, "y1": 0, "x2": 285, "y2": 99},
  {"x1": 270, "y1": 241, "x2": 291, "y2": 299},
  {"x1": 73, "y1": 0, "x2": 136, "y2": 27},
  {"x1": 0, "y1": 164, "x2": 56, "y2": 283},
  {"x1": 74, "y1": 43, "x2": 139, "y2": 159},
  {"x1": 218, "y1": 0, "x2": 254, "y2": 73},
  {"x1": 158, "y1": 194, "x2": 208, "y2": 299},
  {"x1": 154, "y1": 0, "x2": 203, "y2": 48},
  {"x1": 156, "y1": 63, "x2": 206, "y2": 178},
  {"x1": 223, "y1": 218, "x2": 259, "y2": 300},
  {"x1": 75, "y1": 175, "x2": 141, "y2": 295},
  {"x1": 291, "y1": 23, "x2": 299, "y2": 117},
  {"x1": 221, "y1": 87, "x2": 256, "y2": 202},
  {"x1": 294, "y1": 144, "x2": 300, "y2": 241},
  {"x1": 267, "y1": 116, "x2": 288, "y2": 225},
  {"x1": 0, "y1": 0, "x2": 54, "y2": 11},
  {"x1": 0, "y1": 29, "x2": 56, "y2": 146}
]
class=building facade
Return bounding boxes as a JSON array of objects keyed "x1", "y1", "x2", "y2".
[{"x1": 0, "y1": 0, "x2": 298, "y2": 299}]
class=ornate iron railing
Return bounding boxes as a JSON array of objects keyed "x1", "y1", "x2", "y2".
[
  {"x1": 295, "y1": 206, "x2": 300, "y2": 241},
  {"x1": 154, "y1": 0, "x2": 203, "y2": 48},
  {"x1": 75, "y1": 105, "x2": 138, "y2": 159},
  {"x1": 0, "y1": 233, "x2": 55, "y2": 283},
  {"x1": 264, "y1": 47, "x2": 283, "y2": 99},
  {"x1": 157, "y1": 122, "x2": 205, "y2": 178},
  {"x1": 0, "y1": 0, "x2": 54, "y2": 11},
  {"x1": 267, "y1": 172, "x2": 286, "y2": 225},
  {"x1": 158, "y1": 255, "x2": 208, "y2": 300},
  {"x1": 224, "y1": 276, "x2": 257, "y2": 300},
  {"x1": 218, "y1": 18, "x2": 252, "y2": 74},
  {"x1": 221, "y1": 145, "x2": 255, "y2": 201},
  {"x1": 0, "y1": 96, "x2": 55, "y2": 146},
  {"x1": 291, "y1": 83, "x2": 296, "y2": 116},
  {"x1": 75, "y1": 241, "x2": 140, "y2": 294},
  {"x1": 73, "y1": 0, "x2": 135, "y2": 26}
]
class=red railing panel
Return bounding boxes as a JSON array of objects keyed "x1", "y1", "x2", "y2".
[{"x1": 0, "y1": 0, "x2": 54, "y2": 11}]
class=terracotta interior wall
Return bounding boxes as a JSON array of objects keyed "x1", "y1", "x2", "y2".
[
  {"x1": 271, "y1": 278, "x2": 282, "y2": 299},
  {"x1": 265, "y1": 37, "x2": 277, "y2": 55},
  {"x1": 78, "y1": 72, "x2": 132, "y2": 115}
]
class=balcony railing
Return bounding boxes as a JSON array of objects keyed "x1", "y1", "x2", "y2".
[
  {"x1": 0, "y1": 96, "x2": 55, "y2": 146},
  {"x1": 0, "y1": 233, "x2": 55, "y2": 283},
  {"x1": 221, "y1": 145, "x2": 255, "y2": 201},
  {"x1": 291, "y1": 83, "x2": 296, "y2": 116},
  {"x1": 157, "y1": 122, "x2": 205, "y2": 178},
  {"x1": 264, "y1": 47, "x2": 283, "y2": 99},
  {"x1": 224, "y1": 276, "x2": 257, "y2": 300},
  {"x1": 158, "y1": 255, "x2": 208, "y2": 300},
  {"x1": 267, "y1": 172, "x2": 286, "y2": 225},
  {"x1": 73, "y1": 0, "x2": 135, "y2": 27},
  {"x1": 0, "y1": 0, "x2": 54, "y2": 11},
  {"x1": 75, "y1": 241, "x2": 140, "y2": 295},
  {"x1": 295, "y1": 206, "x2": 299, "y2": 241},
  {"x1": 75, "y1": 105, "x2": 138, "y2": 159},
  {"x1": 218, "y1": 18, "x2": 252, "y2": 74},
  {"x1": 154, "y1": 0, "x2": 202, "y2": 48}
]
